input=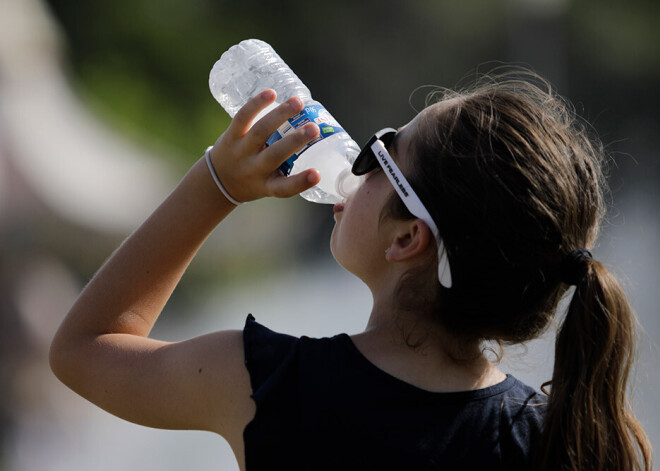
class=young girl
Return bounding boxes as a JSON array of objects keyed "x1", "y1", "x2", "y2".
[{"x1": 50, "y1": 71, "x2": 652, "y2": 470}]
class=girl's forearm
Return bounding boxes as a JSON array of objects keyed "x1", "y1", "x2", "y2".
[
  {"x1": 51, "y1": 91, "x2": 319, "y2": 359},
  {"x1": 48, "y1": 93, "x2": 320, "y2": 435}
]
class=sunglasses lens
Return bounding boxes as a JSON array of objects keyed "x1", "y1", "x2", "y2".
[
  {"x1": 352, "y1": 129, "x2": 396, "y2": 176},
  {"x1": 352, "y1": 134, "x2": 378, "y2": 176},
  {"x1": 351, "y1": 150, "x2": 378, "y2": 175}
]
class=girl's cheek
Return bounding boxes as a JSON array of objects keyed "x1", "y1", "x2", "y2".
[{"x1": 365, "y1": 168, "x2": 381, "y2": 181}]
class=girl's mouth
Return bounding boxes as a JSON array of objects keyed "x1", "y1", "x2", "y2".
[{"x1": 333, "y1": 202, "x2": 345, "y2": 214}]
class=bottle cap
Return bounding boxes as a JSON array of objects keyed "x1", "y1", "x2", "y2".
[{"x1": 336, "y1": 168, "x2": 363, "y2": 199}]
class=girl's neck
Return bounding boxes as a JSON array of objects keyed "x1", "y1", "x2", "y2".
[{"x1": 353, "y1": 294, "x2": 506, "y2": 393}]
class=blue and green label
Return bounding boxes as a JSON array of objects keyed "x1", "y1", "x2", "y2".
[{"x1": 267, "y1": 104, "x2": 345, "y2": 175}]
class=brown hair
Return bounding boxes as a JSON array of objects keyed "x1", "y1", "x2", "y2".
[{"x1": 386, "y1": 69, "x2": 652, "y2": 469}]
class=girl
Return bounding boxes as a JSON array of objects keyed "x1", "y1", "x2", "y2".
[{"x1": 50, "y1": 71, "x2": 652, "y2": 470}]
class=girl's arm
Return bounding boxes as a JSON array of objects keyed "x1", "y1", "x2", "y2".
[{"x1": 49, "y1": 90, "x2": 320, "y2": 438}]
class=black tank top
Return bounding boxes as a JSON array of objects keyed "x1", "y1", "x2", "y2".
[{"x1": 242, "y1": 314, "x2": 546, "y2": 470}]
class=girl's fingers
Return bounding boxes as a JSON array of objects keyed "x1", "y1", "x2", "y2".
[
  {"x1": 229, "y1": 90, "x2": 277, "y2": 136},
  {"x1": 218, "y1": 91, "x2": 323, "y2": 200},
  {"x1": 260, "y1": 122, "x2": 320, "y2": 170},
  {"x1": 247, "y1": 96, "x2": 304, "y2": 146},
  {"x1": 266, "y1": 169, "x2": 321, "y2": 199}
]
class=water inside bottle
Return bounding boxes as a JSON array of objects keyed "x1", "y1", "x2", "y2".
[{"x1": 291, "y1": 135, "x2": 362, "y2": 204}]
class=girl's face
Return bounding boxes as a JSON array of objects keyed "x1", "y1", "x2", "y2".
[
  {"x1": 330, "y1": 162, "x2": 393, "y2": 283},
  {"x1": 330, "y1": 115, "x2": 419, "y2": 286}
]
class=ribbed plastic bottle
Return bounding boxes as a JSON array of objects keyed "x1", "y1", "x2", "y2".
[{"x1": 209, "y1": 39, "x2": 362, "y2": 204}]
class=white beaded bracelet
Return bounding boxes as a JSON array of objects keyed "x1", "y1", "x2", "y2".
[{"x1": 204, "y1": 147, "x2": 242, "y2": 205}]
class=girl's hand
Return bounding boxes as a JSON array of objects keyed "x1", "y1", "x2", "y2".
[{"x1": 209, "y1": 89, "x2": 321, "y2": 203}]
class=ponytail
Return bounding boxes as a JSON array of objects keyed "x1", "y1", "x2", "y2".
[
  {"x1": 401, "y1": 72, "x2": 651, "y2": 467},
  {"x1": 538, "y1": 259, "x2": 652, "y2": 470}
]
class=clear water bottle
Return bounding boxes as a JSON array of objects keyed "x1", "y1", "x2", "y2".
[{"x1": 209, "y1": 39, "x2": 362, "y2": 204}]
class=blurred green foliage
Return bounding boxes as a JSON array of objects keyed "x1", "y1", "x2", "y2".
[
  {"x1": 44, "y1": 0, "x2": 659, "y2": 181},
  {"x1": 45, "y1": 0, "x2": 265, "y2": 166}
]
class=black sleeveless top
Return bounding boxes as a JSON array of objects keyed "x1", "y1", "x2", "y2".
[{"x1": 242, "y1": 314, "x2": 546, "y2": 470}]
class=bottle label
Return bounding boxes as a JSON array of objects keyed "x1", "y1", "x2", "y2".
[{"x1": 266, "y1": 104, "x2": 346, "y2": 175}]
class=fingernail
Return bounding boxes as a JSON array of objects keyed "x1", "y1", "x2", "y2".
[
  {"x1": 289, "y1": 96, "x2": 303, "y2": 109},
  {"x1": 261, "y1": 89, "x2": 275, "y2": 100}
]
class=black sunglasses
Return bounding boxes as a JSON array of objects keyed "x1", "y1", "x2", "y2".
[{"x1": 351, "y1": 128, "x2": 398, "y2": 176}]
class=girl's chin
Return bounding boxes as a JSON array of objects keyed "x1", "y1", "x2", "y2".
[{"x1": 329, "y1": 234, "x2": 346, "y2": 270}]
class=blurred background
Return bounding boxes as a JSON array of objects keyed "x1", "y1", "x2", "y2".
[{"x1": 0, "y1": 0, "x2": 658, "y2": 469}]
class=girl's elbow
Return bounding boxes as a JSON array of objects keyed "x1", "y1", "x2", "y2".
[
  {"x1": 49, "y1": 332, "x2": 70, "y2": 384},
  {"x1": 49, "y1": 328, "x2": 84, "y2": 388}
]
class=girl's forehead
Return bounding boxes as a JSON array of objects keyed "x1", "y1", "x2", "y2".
[
  {"x1": 400, "y1": 98, "x2": 456, "y2": 132},
  {"x1": 425, "y1": 97, "x2": 460, "y2": 117},
  {"x1": 398, "y1": 97, "x2": 459, "y2": 141},
  {"x1": 392, "y1": 98, "x2": 458, "y2": 169},
  {"x1": 395, "y1": 109, "x2": 429, "y2": 154}
]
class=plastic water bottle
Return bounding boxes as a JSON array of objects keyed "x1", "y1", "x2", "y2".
[{"x1": 209, "y1": 39, "x2": 362, "y2": 204}]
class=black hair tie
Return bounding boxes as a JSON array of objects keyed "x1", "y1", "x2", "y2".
[{"x1": 560, "y1": 248, "x2": 593, "y2": 285}]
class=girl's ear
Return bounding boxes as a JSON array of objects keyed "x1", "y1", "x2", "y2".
[{"x1": 385, "y1": 219, "x2": 434, "y2": 262}]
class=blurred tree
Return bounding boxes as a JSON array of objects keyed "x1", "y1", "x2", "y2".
[{"x1": 43, "y1": 0, "x2": 259, "y2": 166}]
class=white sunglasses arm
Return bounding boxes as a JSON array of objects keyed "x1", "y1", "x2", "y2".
[{"x1": 370, "y1": 140, "x2": 453, "y2": 288}]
